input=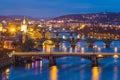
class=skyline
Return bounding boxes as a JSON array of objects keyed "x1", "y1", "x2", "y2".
[{"x1": 0, "y1": 0, "x2": 120, "y2": 18}]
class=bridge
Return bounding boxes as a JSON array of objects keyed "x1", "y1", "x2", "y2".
[
  {"x1": 37, "y1": 37, "x2": 120, "y2": 50},
  {"x1": 12, "y1": 52, "x2": 120, "y2": 66}
]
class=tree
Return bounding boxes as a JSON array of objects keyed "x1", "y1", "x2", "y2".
[
  {"x1": 12, "y1": 35, "x2": 35, "y2": 52},
  {"x1": 20, "y1": 36, "x2": 35, "y2": 52}
]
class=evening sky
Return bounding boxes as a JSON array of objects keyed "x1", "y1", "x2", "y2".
[{"x1": 0, "y1": 0, "x2": 119, "y2": 18}]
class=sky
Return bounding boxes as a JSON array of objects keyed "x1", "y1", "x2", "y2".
[{"x1": 0, "y1": 0, "x2": 120, "y2": 18}]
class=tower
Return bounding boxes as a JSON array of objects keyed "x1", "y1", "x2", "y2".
[
  {"x1": 21, "y1": 18, "x2": 28, "y2": 32},
  {"x1": 21, "y1": 18, "x2": 28, "y2": 43}
]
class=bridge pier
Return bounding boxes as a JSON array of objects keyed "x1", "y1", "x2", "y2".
[
  {"x1": 49, "y1": 56, "x2": 56, "y2": 66},
  {"x1": 106, "y1": 44, "x2": 110, "y2": 48},
  {"x1": 91, "y1": 55, "x2": 98, "y2": 67}
]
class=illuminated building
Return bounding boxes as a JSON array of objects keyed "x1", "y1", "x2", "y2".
[
  {"x1": 21, "y1": 18, "x2": 28, "y2": 32},
  {"x1": 43, "y1": 40, "x2": 55, "y2": 52},
  {"x1": 21, "y1": 18, "x2": 28, "y2": 43},
  {"x1": 3, "y1": 39, "x2": 15, "y2": 50},
  {"x1": 0, "y1": 23, "x2": 2, "y2": 41},
  {"x1": 45, "y1": 31, "x2": 52, "y2": 39}
]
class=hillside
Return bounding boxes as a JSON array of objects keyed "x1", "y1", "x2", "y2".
[{"x1": 53, "y1": 12, "x2": 120, "y2": 24}]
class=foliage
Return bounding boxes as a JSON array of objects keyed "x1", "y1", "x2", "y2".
[
  {"x1": 12, "y1": 34, "x2": 35, "y2": 52},
  {"x1": 20, "y1": 36, "x2": 35, "y2": 52}
]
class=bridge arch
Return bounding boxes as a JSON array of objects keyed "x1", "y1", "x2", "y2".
[
  {"x1": 75, "y1": 40, "x2": 88, "y2": 48},
  {"x1": 58, "y1": 33, "x2": 71, "y2": 38},
  {"x1": 93, "y1": 40, "x2": 106, "y2": 48},
  {"x1": 93, "y1": 40, "x2": 106, "y2": 52},
  {"x1": 110, "y1": 40, "x2": 120, "y2": 48},
  {"x1": 59, "y1": 41, "x2": 71, "y2": 51},
  {"x1": 43, "y1": 40, "x2": 55, "y2": 52},
  {"x1": 110, "y1": 40, "x2": 120, "y2": 53},
  {"x1": 59, "y1": 41, "x2": 71, "y2": 47}
]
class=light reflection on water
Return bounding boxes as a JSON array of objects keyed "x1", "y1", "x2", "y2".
[
  {"x1": 40, "y1": 61, "x2": 42, "y2": 73},
  {"x1": 50, "y1": 66, "x2": 58, "y2": 80},
  {"x1": 1, "y1": 68, "x2": 10, "y2": 80},
  {"x1": 114, "y1": 66, "x2": 118, "y2": 80},
  {"x1": 1, "y1": 58, "x2": 120, "y2": 80},
  {"x1": 1, "y1": 40, "x2": 120, "y2": 80},
  {"x1": 92, "y1": 67, "x2": 100, "y2": 80}
]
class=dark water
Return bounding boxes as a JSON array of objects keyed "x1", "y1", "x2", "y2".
[{"x1": 1, "y1": 56, "x2": 120, "y2": 80}]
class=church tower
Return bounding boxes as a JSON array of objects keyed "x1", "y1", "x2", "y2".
[
  {"x1": 21, "y1": 18, "x2": 28, "y2": 43},
  {"x1": 21, "y1": 18, "x2": 28, "y2": 32}
]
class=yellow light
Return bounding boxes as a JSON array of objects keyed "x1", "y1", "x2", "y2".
[
  {"x1": 12, "y1": 50, "x2": 15, "y2": 54},
  {"x1": 80, "y1": 24, "x2": 85, "y2": 29},
  {"x1": 0, "y1": 26, "x2": 2, "y2": 31},
  {"x1": 97, "y1": 54, "x2": 103, "y2": 58},
  {"x1": 5, "y1": 68, "x2": 10, "y2": 73},
  {"x1": 10, "y1": 28, "x2": 15, "y2": 32},
  {"x1": 30, "y1": 28, "x2": 34, "y2": 31},
  {"x1": 4, "y1": 45, "x2": 8, "y2": 48},
  {"x1": 50, "y1": 66, "x2": 58, "y2": 80},
  {"x1": 92, "y1": 67, "x2": 99, "y2": 80},
  {"x1": 26, "y1": 63, "x2": 31, "y2": 70},
  {"x1": 2, "y1": 28, "x2": 7, "y2": 32},
  {"x1": 43, "y1": 40, "x2": 55, "y2": 52},
  {"x1": 113, "y1": 54, "x2": 119, "y2": 58},
  {"x1": 21, "y1": 25, "x2": 27, "y2": 32}
]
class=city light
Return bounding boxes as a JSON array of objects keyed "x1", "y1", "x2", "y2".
[
  {"x1": 21, "y1": 25, "x2": 27, "y2": 32},
  {"x1": 92, "y1": 67, "x2": 100, "y2": 80},
  {"x1": 10, "y1": 28, "x2": 15, "y2": 33},
  {"x1": 80, "y1": 24, "x2": 85, "y2": 29},
  {"x1": 97, "y1": 54, "x2": 103, "y2": 58},
  {"x1": 0, "y1": 23, "x2": 2, "y2": 31},
  {"x1": 113, "y1": 54, "x2": 119, "y2": 58},
  {"x1": 1, "y1": 10, "x2": 120, "y2": 80},
  {"x1": 50, "y1": 66, "x2": 58, "y2": 80}
]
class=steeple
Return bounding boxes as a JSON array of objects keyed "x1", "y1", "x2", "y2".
[
  {"x1": 21, "y1": 17, "x2": 28, "y2": 32},
  {"x1": 22, "y1": 17, "x2": 28, "y2": 25}
]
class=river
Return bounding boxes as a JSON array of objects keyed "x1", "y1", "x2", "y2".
[
  {"x1": 0, "y1": 55, "x2": 120, "y2": 80},
  {"x1": 0, "y1": 31, "x2": 120, "y2": 80}
]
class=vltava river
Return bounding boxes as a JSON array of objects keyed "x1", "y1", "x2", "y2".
[
  {"x1": 1, "y1": 31, "x2": 120, "y2": 80},
  {"x1": 1, "y1": 56, "x2": 120, "y2": 80}
]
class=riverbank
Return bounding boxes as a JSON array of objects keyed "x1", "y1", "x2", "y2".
[{"x1": 0, "y1": 49, "x2": 13, "y2": 68}]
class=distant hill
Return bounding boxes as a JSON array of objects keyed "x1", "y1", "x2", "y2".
[
  {"x1": 53, "y1": 12, "x2": 120, "y2": 24},
  {"x1": 0, "y1": 15, "x2": 39, "y2": 22}
]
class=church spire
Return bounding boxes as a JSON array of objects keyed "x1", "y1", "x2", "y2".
[
  {"x1": 21, "y1": 17, "x2": 28, "y2": 32},
  {"x1": 22, "y1": 17, "x2": 28, "y2": 25}
]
